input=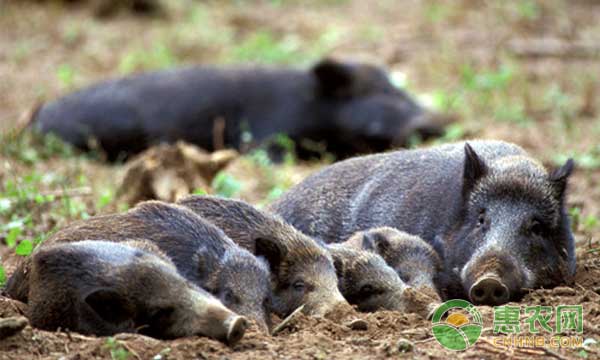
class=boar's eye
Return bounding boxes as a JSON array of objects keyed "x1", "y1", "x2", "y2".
[
  {"x1": 529, "y1": 219, "x2": 545, "y2": 236},
  {"x1": 292, "y1": 280, "x2": 305, "y2": 292},
  {"x1": 224, "y1": 289, "x2": 239, "y2": 305},
  {"x1": 476, "y1": 209, "x2": 487, "y2": 227},
  {"x1": 263, "y1": 297, "x2": 271, "y2": 310},
  {"x1": 360, "y1": 284, "x2": 375, "y2": 295}
]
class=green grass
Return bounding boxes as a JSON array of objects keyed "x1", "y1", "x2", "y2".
[
  {"x1": 226, "y1": 27, "x2": 341, "y2": 65},
  {"x1": 104, "y1": 337, "x2": 131, "y2": 360}
]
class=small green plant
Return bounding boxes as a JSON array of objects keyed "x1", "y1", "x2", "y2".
[
  {"x1": 0, "y1": 131, "x2": 75, "y2": 165},
  {"x1": 15, "y1": 239, "x2": 33, "y2": 256},
  {"x1": 515, "y1": 0, "x2": 540, "y2": 21},
  {"x1": 104, "y1": 337, "x2": 130, "y2": 360},
  {"x1": 0, "y1": 263, "x2": 6, "y2": 287},
  {"x1": 424, "y1": 2, "x2": 452, "y2": 23},
  {"x1": 57, "y1": 64, "x2": 76, "y2": 89},
  {"x1": 227, "y1": 27, "x2": 340, "y2": 65},
  {"x1": 192, "y1": 188, "x2": 208, "y2": 196},
  {"x1": 119, "y1": 43, "x2": 179, "y2": 74},
  {"x1": 554, "y1": 147, "x2": 600, "y2": 170},
  {"x1": 461, "y1": 64, "x2": 514, "y2": 92},
  {"x1": 212, "y1": 172, "x2": 243, "y2": 198}
]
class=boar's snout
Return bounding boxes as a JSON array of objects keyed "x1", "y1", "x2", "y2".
[
  {"x1": 469, "y1": 274, "x2": 510, "y2": 305},
  {"x1": 462, "y1": 250, "x2": 525, "y2": 305},
  {"x1": 306, "y1": 291, "x2": 348, "y2": 317},
  {"x1": 224, "y1": 315, "x2": 249, "y2": 346}
]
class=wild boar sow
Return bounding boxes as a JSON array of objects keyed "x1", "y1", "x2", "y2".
[
  {"x1": 271, "y1": 140, "x2": 576, "y2": 305},
  {"x1": 31, "y1": 59, "x2": 445, "y2": 160}
]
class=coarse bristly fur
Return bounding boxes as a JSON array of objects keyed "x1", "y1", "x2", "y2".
[
  {"x1": 7, "y1": 239, "x2": 247, "y2": 343},
  {"x1": 31, "y1": 59, "x2": 444, "y2": 161},
  {"x1": 8, "y1": 201, "x2": 271, "y2": 331},
  {"x1": 270, "y1": 140, "x2": 576, "y2": 304},
  {"x1": 177, "y1": 195, "x2": 348, "y2": 317},
  {"x1": 344, "y1": 227, "x2": 442, "y2": 297},
  {"x1": 324, "y1": 242, "x2": 408, "y2": 312}
]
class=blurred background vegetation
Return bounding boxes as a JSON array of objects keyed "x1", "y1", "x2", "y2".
[{"x1": 1, "y1": 0, "x2": 599, "y2": 281}]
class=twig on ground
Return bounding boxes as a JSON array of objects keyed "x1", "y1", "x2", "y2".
[{"x1": 271, "y1": 304, "x2": 305, "y2": 336}]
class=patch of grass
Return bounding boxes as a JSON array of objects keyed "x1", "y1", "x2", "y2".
[
  {"x1": 569, "y1": 207, "x2": 600, "y2": 233},
  {"x1": 227, "y1": 28, "x2": 340, "y2": 65},
  {"x1": 554, "y1": 147, "x2": 600, "y2": 170},
  {"x1": 104, "y1": 337, "x2": 130, "y2": 360},
  {"x1": 515, "y1": 0, "x2": 541, "y2": 21},
  {"x1": 0, "y1": 131, "x2": 76, "y2": 165},
  {"x1": 212, "y1": 172, "x2": 244, "y2": 198},
  {"x1": 424, "y1": 2, "x2": 452, "y2": 23},
  {"x1": 119, "y1": 42, "x2": 179, "y2": 74},
  {"x1": 57, "y1": 64, "x2": 76, "y2": 89},
  {"x1": 0, "y1": 263, "x2": 5, "y2": 287}
]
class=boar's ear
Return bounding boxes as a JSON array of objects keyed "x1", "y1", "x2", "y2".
[
  {"x1": 462, "y1": 143, "x2": 488, "y2": 197},
  {"x1": 85, "y1": 288, "x2": 134, "y2": 326},
  {"x1": 195, "y1": 246, "x2": 219, "y2": 284},
  {"x1": 331, "y1": 255, "x2": 345, "y2": 280},
  {"x1": 362, "y1": 232, "x2": 391, "y2": 256},
  {"x1": 313, "y1": 59, "x2": 356, "y2": 98},
  {"x1": 548, "y1": 158, "x2": 575, "y2": 201},
  {"x1": 255, "y1": 237, "x2": 285, "y2": 276}
]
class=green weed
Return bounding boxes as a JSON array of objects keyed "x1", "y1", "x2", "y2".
[
  {"x1": 119, "y1": 42, "x2": 179, "y2": 74},
  {"x1": 104, "y1": 337, "x2": 130, "y2": 360},
  {"x1": 212, "y1": 172, "x2": 244, "y2": 198}
]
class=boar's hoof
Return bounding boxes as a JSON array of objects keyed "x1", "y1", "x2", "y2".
[
  {"x1": 469, "y1": 276, "x2": 510, "y2": 305},
  {"x1": 226, "y1": 316, "x2": 248, "y2": 346}
]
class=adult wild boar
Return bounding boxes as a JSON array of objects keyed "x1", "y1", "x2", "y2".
[
  {"x1": 20, "y1": 201, "x2": 272, "y2": 331},
  {"x1": 31, "y1": 59, "x2": 445, "y2": 161},
  {"x1": 5, "y1": 240, "x2": 248, "y2": 344},
  {"x1": 271, "y1": 140, "x2": 576, "y2": 305},
  {"x1": 177, "y1": 195, "x2": 349, "y2": 318}
]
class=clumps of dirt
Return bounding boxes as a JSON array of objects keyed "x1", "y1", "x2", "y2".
[{"x1": 117, "y1": 142, "x2": 238, "y2": 206}]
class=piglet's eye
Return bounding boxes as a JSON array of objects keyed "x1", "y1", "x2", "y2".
[
  {"x1": 360, "y1": 284, "x2": 375, "y2": 294},
  {"x1": 529, "y1": 219, "x2": 544, "y2": 236},
  {"x1": 292, "y1": 280, "x2": 305, "y2": 292},
  {"x1": 477, "y1": 209, "x2": 486, "y2": 227},
  {"x1": 224, "y1": 289, "x2": 237, "y2": 305}
]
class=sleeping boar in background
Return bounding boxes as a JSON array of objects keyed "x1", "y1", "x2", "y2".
[{"x1": 31, "y1": 59, "x2": 447, "y2": 161}]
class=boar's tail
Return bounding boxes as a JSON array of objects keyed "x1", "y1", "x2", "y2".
[{"x1": 3, "y1": 259, "x2": 32, "y2": 303}]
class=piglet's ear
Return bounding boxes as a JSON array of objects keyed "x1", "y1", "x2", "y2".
[
  {"x1": 85, "y1": 288, "x2": 134, "y2": 326},
  {"x1": 255, "y1": 238, "x2": 285, "y2": 276},
  {"x1": 549, "y1": 158, "x2": 574, "y2": 201},
  {"x1": 362, "y1": 232, "x2": 391, "y2": 257},
  {"x1": 462, "y1": 143, "x2": 487, "y2": 197},
  {"x1": 313, "y1": 59, "x2": 356, "y2": 98},
  {"x1": 332, "y1": 255, "x2": 345, "y2": 280},
  {"x1": 195, "y1": 246, "x2": 219, "y2": 283}
]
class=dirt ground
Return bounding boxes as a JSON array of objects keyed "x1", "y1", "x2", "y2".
[{"x1": 1, "y1": 0, "x2": 600, "y2": 359}]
